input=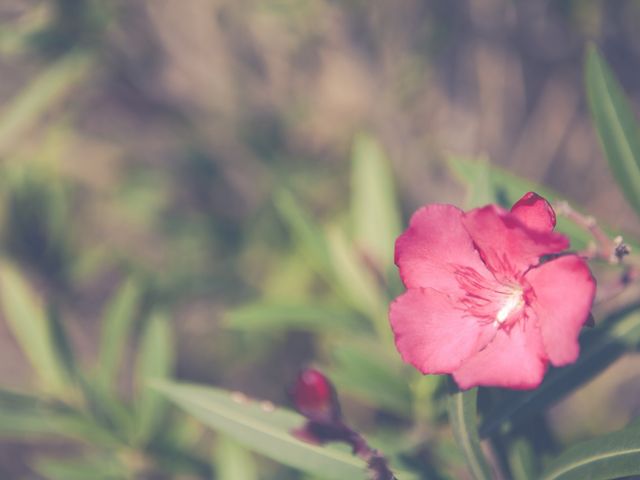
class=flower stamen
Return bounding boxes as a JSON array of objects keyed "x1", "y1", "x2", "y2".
[{"x1": 494, "y1": 287, "x2": 524, "y2": 327}]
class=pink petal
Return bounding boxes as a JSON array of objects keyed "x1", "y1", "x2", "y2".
[
  {"x1": 462, "y1": 205, "x2": 569, "y2": 277},
  {"x1": 452, "y1": 314, "x2": 548, "y2": 390},
  {"x1": 510, "y1": 192, "x2": 556, "y2": 232},
  {"x1": 389, "y1": 288, "x2": 495, "y2": 375},
  {"x1": 395, "y1": 204, "x2": 492, "y2": 294},
  {"x1": 524, "y1": 255, "x2": 596, "y2": 366}
]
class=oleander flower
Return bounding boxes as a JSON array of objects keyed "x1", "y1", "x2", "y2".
[{"x1": 389, "y1": 192, "x2": 596, "y2": 390}]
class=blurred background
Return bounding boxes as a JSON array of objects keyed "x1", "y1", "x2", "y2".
[{"x1": 2, "y1": 1, "x2": 640, "y2": 479}]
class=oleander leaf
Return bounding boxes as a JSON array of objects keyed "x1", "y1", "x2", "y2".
[
  {"x1": 97, "y1": 277, "x2": 142, "y2": 391},
  {"x1": 540, "y1": 417, "x2": 640, "y2": 480},
  {"x1": 586, "y1": 45, "x2": 640, "y2": 218},
  {"x1": 152, "y1": 381, "x2": 415, "y2": 480},
  {"x1": 350, "y1": 133, "x2": 401, "y2": 270},
  {"x1": 448, "y1": 156, "x2": 591, "y2": 250},
  {"x1": 0, "y1": 263, "x2": 69, "y2": 394},
  {"x1": 224, "y1": 302, "x2": 366, "y2": 334},
  {"x1": 447, "y1": 380, "x2": 493, "y2": 480},
  {"x1": 134, "y1": 311, "x2": 174, "y2": 444}
]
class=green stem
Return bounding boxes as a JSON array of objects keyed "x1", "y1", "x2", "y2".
[{"x1": 446, "y1": 378, "x2": 493, "y2": 480}]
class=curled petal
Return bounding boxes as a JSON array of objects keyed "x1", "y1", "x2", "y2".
[
  {"x1": 452, "y1": 314, "x2": 548, "y2": 390},
  {"x1": 395, "y1": 204, "x2": 492, "y2": 294},
  {"x1": 462, "y1": 205, "x2": 569, "y2": 277},
  {"x1": 525, "y1": 255, "x2": 596, "y2": 366},
  {"x1": 510, "y1": 192, "x2": 556, "y2": 232},
  {"x1": 389, "y1": 288, "x2": 495, "y2": 375}
]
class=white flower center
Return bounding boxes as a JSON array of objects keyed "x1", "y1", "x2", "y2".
[{"x1": 494, "y1": 287, "x2": 524, "y2": 327}]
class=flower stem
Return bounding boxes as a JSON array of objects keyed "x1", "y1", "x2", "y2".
[
  {"x1": 555, "y1": 200, "x2": 640, "y2": 305},
  {"x1": 446, "y1": 378, "x2": 494, "y2": 480}
]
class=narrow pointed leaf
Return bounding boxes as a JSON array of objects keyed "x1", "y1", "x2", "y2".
[
  {"x1": 325, "y1": 225, "x2": 388, "y2": 339},
  {"x1": 134, "y1": 311, "x2": 174, "y2": 444},
  {"x1": 350, "y1": 133, "x2": 401, "y2": 270},
  {"x1": 0, "y1": 387, "x2": 63, "y2": 437},
  {"x1": 48, "y1": 304, "x2": 77, "y2": 380},
  {"x1": 449, "y1": 155, "x2": 497, "y2": 208},
  {"x1": 33, "y1": 455, "x2": 127, "y2": 480},
  {"x1": 447, "y1": 156, "x2": 592, "y2": 251},
  {"x1": 540, "y1": 418, "x2": 640, "y2": 480},
  {"x1": 0, "y1": 50, "x2": 93, "y2": 155},
  {"x1": 274, "y1": 189, "x2": 331, "y2": 276},
  {"x1": 447, "y1": 380, "x2": 493, "y2": 480},
  {"x1": 75, "y1": 373, "x2": 134, "y2": 440},
  {"x1": 586, "y1": 45, "x2": 640, "y2": 217},
  {"x1": 97, "y1": 277, "x2": 141, "y2": 391},
  {"x1": 224, "y1": 303, "x2": 367, "y2": 334},
  {"x1": 509, "y1": 439, "x2": 537, "y2": 480},
  {"x1": 0, "y1": 263, "x2": 68, "y2": 394},
  {"x1": 152, "y1": 381, "x2": 404, "y2": 480},
  {"x1": 329, "y1": 341, "x2": 412, "y2": 416},
  {"x1": 0, "y1": 389, "x2": 119, "y2": 446},
  {"x1": 214, "y1": 436, "x2": 259, "y2": 480}
]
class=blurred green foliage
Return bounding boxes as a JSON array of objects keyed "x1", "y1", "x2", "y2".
[{"x1": 1, "y1": 1, "x2": 640, "y2": 479}]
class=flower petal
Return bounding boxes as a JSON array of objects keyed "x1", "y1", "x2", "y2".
[
  {"x1": 462, "y1": 205, "x2": 569, "y2": 277},
  {"x1": 395, "y1": 204, "x2": 492, "y2": 293},
  {"x1": 389, "y1": 288, "x2": 495, "y2": 374},
  {"x1": 452, "y1": 314, "x2": 547, "y2": 390},
  {"x1": 510, "y1": 192, "x2": 556, "y2": 232},
  {"x1": 524, "y1": 255, "x2": 595, "y2": 366}
]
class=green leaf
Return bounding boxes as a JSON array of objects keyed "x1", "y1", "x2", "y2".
[
  {"x1": 586, "y1": 45, "x2": 640, "y2": 218},
  {"x1": 33, "y1": 455, "x2": 127, "y2": 480},
  {"x1": 0, "y1": 263, "x2": 68, "y2": 394},
  {"x1": 329, "y1": 342, "x2": 412, "y2": 416},
  {"x1": 214, "y1": 436, "x2": 259, "y2": 480},
  {"x1": 97, "y1": 277, "x2": 142, "y2": 391},
  {"x1": 0, "y1": 387, "x2": 64, "y2": 437},
  {"x1": 0, "y1": 386, "x2": 42, "y2": 411},
  {"x1": 446, "y1": 380, "x2": 493, "y2": 480},
  {"x1": 0, "y1": 392, "x2": 119, "y2": 446},
  {"x1": 51, "y1": 416, "x2": 122, "y2": 447},
  {"x1": 274, "y1": 189, "x2": 332, "y2": 277},
  {"x1": 47, "y1": 304, "x2": 78, "y2": 381},
  {"x1": 447, "y1": 156, "x2": 592, "y2": 251},
  {"x1": 0, "y1": 50, "x2": 93, "y2": 156},
  {"x1": 481, "y1": 309, "x2": 640, "y2": 438},
  {"x1": 540, "y1": 418, "x2": 640, "y2": 480},
  {"x1": 350, "y1": 133, "x2": 401, "y2": 270},
  {"x1": 411, "y1": 375, "x2": 442, "y2": 423},
  {"x1": 0, "y1": 409, "x2": 61, "y2": 438},
  {"x1": 152, "y1": 381, "x2": 378, "y2": 480},
  {"x1": 134, "y1": 311, "x2": 174, "y2": 444},
  {"x1": 0, "y1": 4, "x2": 49, "y2": 57},
  {"x1": 325, "y1": 225, "x2": 389, "y2": 339},
  {"x1": 75, "y1": 373, "x2": 133, "y2": 442},
  {"x1": 449, "y1": 155, "x2": 497, "y2": 208},
  {"x1": 508, "y1": 438, "x2": 537, "y2": 480},
  {"x1": 224, "y1": 302, "x2": 367, "y2": 334}
]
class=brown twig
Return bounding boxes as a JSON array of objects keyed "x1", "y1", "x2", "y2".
[{"x1": 555, "y1": 200, "x2": 638, "y2": 304}]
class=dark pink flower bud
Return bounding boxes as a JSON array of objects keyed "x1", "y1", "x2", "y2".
[{"x1": 291, "y1": 368, "x2": 341, "y2": 423}]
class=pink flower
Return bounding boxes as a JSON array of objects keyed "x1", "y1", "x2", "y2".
[{"x1": 389, "y1": 192, "x2": 596, "y2": 390}]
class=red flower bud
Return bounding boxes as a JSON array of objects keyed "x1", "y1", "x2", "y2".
[{"x1": 291, "y1": 368, "x2": 341, "y2": 423}]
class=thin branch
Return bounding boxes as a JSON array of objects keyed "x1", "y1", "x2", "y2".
[{"x1": 555, "y1": 200, "x2": 638, "y2": 305}]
